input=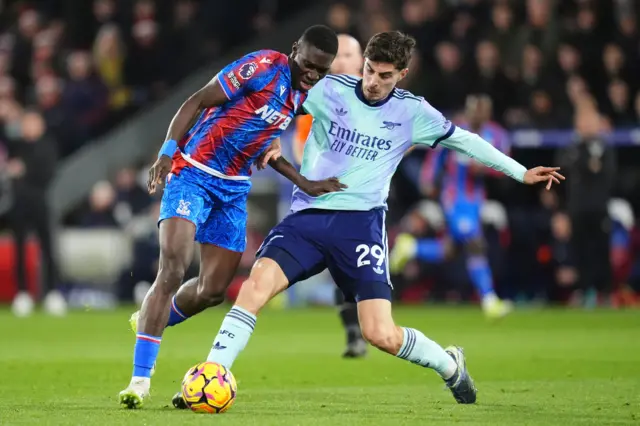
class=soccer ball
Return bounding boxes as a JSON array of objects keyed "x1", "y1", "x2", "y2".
[{"x1": 181, "y1": 361, "x2": 237, "y2": 413}]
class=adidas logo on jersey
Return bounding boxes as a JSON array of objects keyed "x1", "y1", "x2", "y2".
[{"x1": 254, "y1": 105, "x2": 292, "y2": 130}]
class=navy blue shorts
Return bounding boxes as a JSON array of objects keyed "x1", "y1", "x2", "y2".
[{"x1": 256, "y1": 208, "x2": 393, "y2": 302}]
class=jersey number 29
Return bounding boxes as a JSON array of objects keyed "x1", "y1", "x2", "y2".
[{"x1": 356, "y1": 244, "x2": 385, "y2": 275}]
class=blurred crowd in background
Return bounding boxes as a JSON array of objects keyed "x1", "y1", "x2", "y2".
[{"x1": 1, "y1": 0, "x2": 640, "y2": 311}]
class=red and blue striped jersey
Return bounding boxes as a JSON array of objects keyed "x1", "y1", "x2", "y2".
[
  {"x1": 421, "y1": 120, "x2": 510, "y2": 205},
  {"x1": 172, "y1": 49, "x2": 307, "y2": 179}
]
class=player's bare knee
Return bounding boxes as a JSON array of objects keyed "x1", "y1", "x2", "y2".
[
  {"x1": 156, "y1": 254, "x2": 187, "y2": 294},
  {"x1": 360, "y1": 323, "x2": 398, "y2": 354},
  {"x1": 195, "y1": 274, "x2": 226, "y2": 308},
  {"x1": 236, "y1": 258, "x2": 288, "y2": 314},
  {"x1": 235, "y1": 276, "x2": 273, "y2": 315}
]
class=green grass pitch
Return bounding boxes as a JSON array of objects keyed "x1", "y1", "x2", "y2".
[{"x1": 0, "y1": 306, "x2": 639, "y2": 425}]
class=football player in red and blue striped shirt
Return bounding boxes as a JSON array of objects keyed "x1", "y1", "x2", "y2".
[{"x1": 119, "y1": 25, "x2": 343, "y2": 409}]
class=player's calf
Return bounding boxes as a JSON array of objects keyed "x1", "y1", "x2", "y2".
[
  {"x1": 170, "y1": 275, "x2": 227, "y2": 325},
  {"x1": 235, "y1": 258, "x2": 290, "y2": 315},
  {"x1": 357, "y1": 298, "x2": 475, "y2": 403},
  {"x1": 194, "y1": 274, "x2": 227, "y2": 307},
  {"x1": 138, "y1": 254, "x2": 189, "y2": 335},
  {"x1": 172, "y1": 244, "x2": 243, "y2": 319},
  {"x1": 358, "y1": 300, "x2": 404, "y2": 354}
]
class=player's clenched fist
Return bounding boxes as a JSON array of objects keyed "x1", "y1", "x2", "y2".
[
  {"x1": 523, "y1": 166, "x2": 565, "y2": 190},
  {"x1": 299, "y1": 177, "x2": 348, "y2": 196},
  {"x1": 147, "y1": 155, "x2": 173, "y2": 194}
]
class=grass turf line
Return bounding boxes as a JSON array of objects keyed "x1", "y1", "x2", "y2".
[{"x1": 0, "y1": 306, "x2": 638, "y2": 425}]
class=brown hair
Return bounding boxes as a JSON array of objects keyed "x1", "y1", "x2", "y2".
[{"x1": 363, "y1": 31, "x2": 416, "y2": 70}]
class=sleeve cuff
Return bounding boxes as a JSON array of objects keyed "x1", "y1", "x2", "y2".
[
  {"x1": 216, "y1": 72, "x2": 234, "y2": 100},
  {"x1": 432, "y1": 123, "x2": 456, "y2": 148}
]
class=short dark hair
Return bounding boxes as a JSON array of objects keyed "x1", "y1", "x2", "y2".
[
  {"x1": 300, "y1": 25, "x2": 339, "y2": 55},
  {"x1": 364, "y1": 31, "x2": 416, "y2": 70}
]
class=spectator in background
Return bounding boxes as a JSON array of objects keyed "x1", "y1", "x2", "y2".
[
  {"x1": 555, "y1": 42, "x2": 583, "y2": 84},
  {"x1": 602, "y1": 43, "x2": 631, "y2": 86},
  {"x1": 0, "y1": 75, "x2": 16, "y2": 101},
  {"x1": 520, "y1": 0, "x2": 559, "y2": 63},
  {"x1": 34, "y1": 74, "x2": 67, "y2": 148},
  {"x1": 507, "y1": 43, "x2": 562, "y2": 128},
  {"x1": 31, "y1": 29, "x2": 58, "y2": 76},
  {"x1": 559, "y1": 105, "x2": 616, "y2": 307},
  {"x1": 92, "y1": 0, "x2": 119, "y2": 36},
  {"x1": 326, "y1": 2, "x2": 360, "y2": 42},
  {"x1": 0, "y1": 97, "x2": 24, "y2": 140},
  {"x1": 614, "y1": 16, "x2": 638, "y2": 73},
  {"x1": 472, "y1": 40, "x2": 511, "y2": 121},
  {"x1": 0, "y1": 49, "x2": 11, "y2": 75},
  {"x1": 0, "y1": 138, "x2": 10, "y2": 218},
  {"x1": 125, "y1": 19, "x2": 167, "y2": 104},
  {"x1": 516, "y1": 44, "x2": 545, "y2": 106},
  {"x1": 557, "y1": 75, "x2": 592, "y2": 126},
  {"x1": 568, "y1": 4, "x2": 603, "y2": 81},
  {"x1": 80, "y1": 180, "x2": 119, "y2": 228},
  {"x1": 167, "y1": 0, "x2": 203, "y2": 85},
  {"x1": 484, "y1": 1, "x2": 524, "y2": 79},
  {"x1": 528, "y1": 89, "x2": 557, "y2": 129},
  {"x1": 431, "y1": 41, "x2": 467, "y2": 113},
  {"x1": 92, "y1": 24, "x2": 131, "y2": 125},
  {"x1": 62, "y1": 50, "x2": 108, "y2": 153},
  {"x1": 12, "y1": 8, "x2": 40, "y2": 91},
  {"x1": 112, "y1": 165, "x2": 152, "y2": 225},
  {"x1": 7, "y1": 109, "x2": 62, "y2": 317},
  {"x1": 134, "y1": 0, "x2": 156, "y2": 21},
  {"x1": 400, "y1": 0, "x2": 442, "y2": 69},
  {"x1": 606, "y1": 79, "x2": 635, "y2": 127},
  {"x1": 365, "y1": 12, "x2": 393, "y2": 41}
]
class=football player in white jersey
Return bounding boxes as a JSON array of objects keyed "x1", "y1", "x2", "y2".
[{"x1": 178, "y1": 31, "x2": 564, "y2": 406}]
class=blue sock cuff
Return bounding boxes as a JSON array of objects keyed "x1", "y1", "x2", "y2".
[
  {"x1": 171, "y1": 296, "x2": 187, "y2": 319},
  {"x1": 166, "y1": 296, "x2": 191, "y2": 327},
  {"x1": 133, "y1": 333, "x2": 162, "y2": 378},
  {"x1": 397, "y1": 328, "x2": 417, "y2": 359},
  {"x1": 226, "y1": 306, "x2": 257, "y2": 331}
]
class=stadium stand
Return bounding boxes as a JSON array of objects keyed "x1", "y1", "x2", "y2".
[{"x1": 1, "y1": 0, "x2": 639, "y2": 309}]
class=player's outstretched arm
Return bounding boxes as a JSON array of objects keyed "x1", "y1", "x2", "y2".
[
  {"x1": 268, "y1": 156, "x2": 347, "y2": 196},
  {"x1": 148, "y1": 78, "x2": 230, "y2": 194},
  {"x1": 439, "y1": 127, "x2": 565, "y2": 190}
]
